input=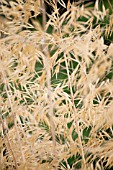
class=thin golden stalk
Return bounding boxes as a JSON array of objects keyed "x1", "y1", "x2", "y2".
[{"x1": 41, "y1": 0, "x2": 57, "y2": 169}]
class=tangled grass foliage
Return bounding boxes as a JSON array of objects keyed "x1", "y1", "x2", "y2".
[{"x1": 0, "y1": 0, "x2": 113, "y2": 169}]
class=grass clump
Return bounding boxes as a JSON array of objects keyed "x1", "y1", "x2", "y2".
[{"x1": 0, "y1": 0, "x2": 113, "y2": 169}]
